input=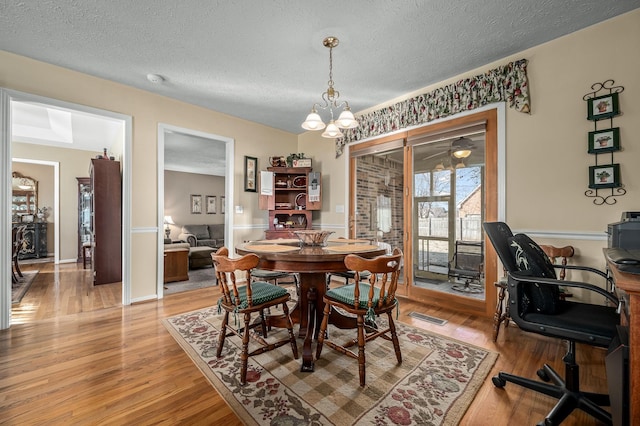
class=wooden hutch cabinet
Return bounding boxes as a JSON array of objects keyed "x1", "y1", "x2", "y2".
[
  {"x1": 259, "y1": 167, "x2": 321, "y2": 239},
  {"x1": 90, "y1": 158, "x2": 122, "y2": 285}
]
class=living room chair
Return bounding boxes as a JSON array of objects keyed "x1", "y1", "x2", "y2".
[
  {"x1": 211, "y1": 247, "x2": 299, "y2": 385},
  {"x1": 484, "y1": 222, "x2": 619, "y2": 425},
  {"x1": 315, "y1": 248, "x2": 403, "y2": 387}
]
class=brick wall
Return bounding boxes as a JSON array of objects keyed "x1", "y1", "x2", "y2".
[{"x1": 354, "y1": 155, "x2": 404, "y2": 252}]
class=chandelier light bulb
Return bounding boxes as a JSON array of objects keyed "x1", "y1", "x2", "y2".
[
  {"x1": 337, "y1": 108, "x2": 357, "y2": 129},
  {"x1": 322, "y1": 120, "x2": 343, "y2": 138}
]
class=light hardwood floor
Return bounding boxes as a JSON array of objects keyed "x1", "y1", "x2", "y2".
[{"x1": 2, "y1": 261, "x2": 610, "y2": 425}]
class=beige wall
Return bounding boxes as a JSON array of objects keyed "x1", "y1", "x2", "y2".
[
  {"x1": 164, "y1": 170, "x2": 225, "y2": 240},
  {"x1": 302, "y1": 10, "x2": 640, "y2": 301},
  {"x1": 2, "y1": 50, "x2": 297, "y2": 301}
]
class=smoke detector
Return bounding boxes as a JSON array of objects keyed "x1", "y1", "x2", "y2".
[{"x1": 146, "y1": 73, "x2": 165, "y2": 84}]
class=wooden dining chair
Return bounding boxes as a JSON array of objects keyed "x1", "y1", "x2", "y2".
[
  {"x1": 315, "y1": 248, "x2": 403, "y2": 387},
  {"x1": 211, "y1": 247, "x2": 299, "y2": 385}
]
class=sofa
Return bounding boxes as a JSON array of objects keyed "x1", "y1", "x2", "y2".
[
  {"x1": 178, "y1": 224, "x2": 224, "y2": 249},
  {"x1": 164, "y1": 241, "x2": 215, "y2": 269}
]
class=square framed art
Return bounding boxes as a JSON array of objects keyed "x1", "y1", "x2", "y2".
[
  {"x1": 588, "y1": 164, "x2": 621, "y2": 189},
  {"x1": 588, "y1": 127, "x2": 620, "y2": 154},
  {"x1": 586, "y1": 92, "x2": 620, "y2": 121}
]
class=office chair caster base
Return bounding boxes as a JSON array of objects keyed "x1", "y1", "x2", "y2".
[
  {"x1": 537, "y1": 368, "x2": 550, "y2": 382},
  {"x1": 492, "y1": 375, "x2": 506, "y2": 388}
]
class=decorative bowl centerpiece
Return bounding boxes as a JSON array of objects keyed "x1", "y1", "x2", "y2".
[{"x1": 293, "y1": 230, "x2": 334, "y2": 246}]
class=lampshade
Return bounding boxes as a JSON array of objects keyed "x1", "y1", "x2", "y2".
[
  {"x1": 455, "y1": 159, "x2": 466, "y2": 169},
  {"x1": 336, "y1": 108, "x2": 358, "y2": 129},
  {"x1": 434, "y1": 161, "x2": 445, "y2": 172},
  {"x1": 321, "y1": 120, "x2": 344, "y2": 138},
  {"x1": 301, "y1": 111, "x2": 326, "y2": 131}
]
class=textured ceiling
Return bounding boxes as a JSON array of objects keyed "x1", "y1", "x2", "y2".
[{"x1": 2, "y1": 0, "x2": 638, "y2": 136}]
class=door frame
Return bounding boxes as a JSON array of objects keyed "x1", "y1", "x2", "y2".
[
  {"x1": 156, "y1": 123, "x2": 235, "y2": 297},
  {"x1": 0, "y1": 88, "x2": 133, "y2": 329},
  {"x1": 346, "y1": 103, "x2": 505, "y2": 317}
]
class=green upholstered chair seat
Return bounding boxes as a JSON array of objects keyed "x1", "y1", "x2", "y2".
[
  {"x1": 223, "y1": 281, "x2": 289, "y2": 309},
  {"x1": 325, "y1": 283, "x2": 395, "y2": 310},
  {"x1": 251, "y1": 269, "x2": 291, "y2": 279}
]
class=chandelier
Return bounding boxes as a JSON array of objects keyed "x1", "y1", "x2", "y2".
[{"x1": 301, "y1": 36, "x2": 358, "y2": 138}]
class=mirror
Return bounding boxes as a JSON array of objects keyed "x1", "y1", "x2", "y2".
[{"x1": 11, "y1": 172, "x2": 38, "y2": 222}]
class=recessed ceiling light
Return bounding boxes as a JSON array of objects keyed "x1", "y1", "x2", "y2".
[{"x1": 146, "y1": 73, "x2": 165, "y2": 84}]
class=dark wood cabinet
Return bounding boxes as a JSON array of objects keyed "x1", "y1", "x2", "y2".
[
  {"x1": 259, "y1": 167, "x2": 321, "y2": 239},
  {"x1": 14, "y1": 222, "x2": 47, "y2": 259},
  {"x1": 90, "y1": 159, "x2": 122, "y2": 285}
]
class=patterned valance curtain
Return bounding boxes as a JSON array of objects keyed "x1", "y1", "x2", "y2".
[{"x1": 335, "y1": 58, "x2": 530, "y2": 157}]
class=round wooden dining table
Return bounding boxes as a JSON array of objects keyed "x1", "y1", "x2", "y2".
[{"x1": 236, "y1": 239, "x2": 386, "y2": 372}]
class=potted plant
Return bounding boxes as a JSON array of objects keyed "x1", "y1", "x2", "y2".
[
  {"x1": 596, "y1": 136, "x2": 612, "y2": 147},
  {"x1": 596, "y1": 100, "x2": 610, "y2": 113},
  {"x1": 286, "y1": 153, "x2": 305, "y2": 167},
  {"x1": 596, "y1": 170, "x2": 611, "y2": 182}
]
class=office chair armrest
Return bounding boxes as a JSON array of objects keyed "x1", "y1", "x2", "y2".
[
  {"x1": 509, "y1": 272, "x2": 619, "y2": 307},
  {"x1": 552, "y1": 264, "x2": 609, "y2": 280}
]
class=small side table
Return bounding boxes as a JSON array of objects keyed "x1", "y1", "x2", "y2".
[{"x1": 164, "y1": 248, "x2": 189, "y2": 283}]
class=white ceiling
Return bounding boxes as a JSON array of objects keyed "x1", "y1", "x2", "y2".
[{"x1": 2, "y1": 1, "x2": 638, "y2": 160}]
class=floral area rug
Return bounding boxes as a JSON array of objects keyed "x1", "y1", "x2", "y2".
[{"x1": 163, "y1": 302, "x2": 497, "y2": 426}]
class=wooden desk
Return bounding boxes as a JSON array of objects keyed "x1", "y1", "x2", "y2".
[
  {"x1": 237, "y1": 241, "x2": 386, "y2": 372},
  {"x1": 605, "y1": 255, "x2": 640, "y2": 425}
]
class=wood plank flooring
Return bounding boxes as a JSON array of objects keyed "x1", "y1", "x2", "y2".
[{"x1": 1, "y1": 261, "x2": 610, "y2": 424}]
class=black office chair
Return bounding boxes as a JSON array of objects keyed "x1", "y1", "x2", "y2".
[{"x1": 483, "y1": 221, "x2": 619, "y2": 426}]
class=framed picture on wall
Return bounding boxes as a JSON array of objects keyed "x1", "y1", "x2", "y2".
[
  {"x1": 206, "y1": 195, "x2": 217, "y2": 214},
  {"x1": 588, "y1": 128, "x2": 620, "y2": 153},
  {"x1": 190, "y1": 194, "x2": 202, "y2": 214},
  {"x1": 586, "y1": 92, "x2": 620, "y2": 121},
  {"x1": 588, "y1": 164, "x2": 621, "y2": 189},
  {"x1": 221, "y1": 196, "x2": 225, "y2": 214},
  {"x1": 244, "y1": 156, "x2": 257, "y2": 192}
]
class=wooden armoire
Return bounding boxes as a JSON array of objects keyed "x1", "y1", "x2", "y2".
[{"x1": 90, "y1": 158, "x2": 122, "y2": 285}]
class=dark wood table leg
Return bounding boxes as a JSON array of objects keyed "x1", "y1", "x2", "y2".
[{"x1": 301, "y1": 287, "x2": 316, "y2": 372}]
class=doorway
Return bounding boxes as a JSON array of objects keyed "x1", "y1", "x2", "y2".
[
  {"x1": 1, "y1": 89, "x2": 132, "y2": 329},
  {"x1": 157, "y1": 124, "x2": 234, "y2": 297}
]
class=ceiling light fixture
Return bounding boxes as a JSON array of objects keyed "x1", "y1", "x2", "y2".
[
  {"x1": 301, "y1": 36, "x2": 358, "y2": 139},
  {"x1": 451, "y1": 136, "x2": 473, "y2": 158}
]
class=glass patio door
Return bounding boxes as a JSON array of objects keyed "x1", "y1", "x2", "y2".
[{"x1": 411, "y1": 131, "x2": 486, "y2": 299}]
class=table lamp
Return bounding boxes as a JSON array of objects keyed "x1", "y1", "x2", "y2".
[{"x1": 163, "y1": 215, "x2": 175, "y2": 239}]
